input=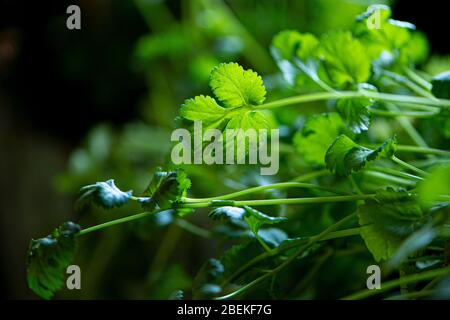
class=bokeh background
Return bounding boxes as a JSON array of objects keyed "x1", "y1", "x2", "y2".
[{"x1": 1, "y1": 0, "x2": 449, "y2": 299}]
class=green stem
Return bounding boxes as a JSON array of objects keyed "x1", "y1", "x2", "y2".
[
  {"x1": 78, "y1": 210, "x2": 160, "y2": 236},
  {"x1": 175, "y1": 219, "x2": 212, "y2": 238},
  {"x1": 254, "y1": 91, "x2": 450, "y2": 111},
  {"x1": 342, "y1": 266, "x2": 450, "y2": 300},
  {"x1": 391, "y1": 156, "x2": 429, "y2": 177},
  {"x1": 180, "y1": 194, "x2": 375, "y2": 208},
  {"x1": 370, "y1": 166, "x2": 423, "y2": 182},
  {"x1": 395, "y1": 145, "x2": 450, "y2": 156},
  {"x1": 183, "y1": 182, "x2": 349, "y2": 203},
  {"x1": 403, "y1": 67, "x2": 433, "y2": 91},
  {"x1": 292, "y1": 170, "x2": 330, "y2": 182},
  {"x1": 220, "y1": 227, "x2": 361, "y2": 288},
  {"x1": 382, "y1": 70, "x2": 435, "y2": 99},
  {"x1": 369, "y1": 108, "x2": 437, "y2": 118},
  {"x1": 215, "y1": 213, "x2": 357, "y2": 300},
  {"x1": 364, "y1": 170, "x2": 416, "y2": 186}
]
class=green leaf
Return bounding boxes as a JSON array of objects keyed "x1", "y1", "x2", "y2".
[
  {"x1": 335, "y1": 83, "x2": 376, "y2": 134},
  {"x1": 209, "y1": 206, "x2": 246, "y2": 221},
  {"x1": 256, "y1": 228, "x2": 289, "y2": 248},
  {"x1": 271, "y1": 30, "x2": 321, "y2": 90},
  {"x1": 431, "y1": 71, "x2": 450, "y2": 99},
  {"x1": 354, "y1": 5, "x2": 415, "y2": 65},
  {"x1": 271, "y1": 30, "x2": 319, "y2": 61},
  {"x1": 243, "y1": 206, "x2": 287, "y2": 237},
  {"x1": 77, "y1": 179, "x2": 132, "y2": 209},
  {"x1": 141, "y1": 170, "x2": 191, "y2": 210},
  {"x1": 325, "y1": 135, "x2": 397, "y2": 176},
  {"x1": 418, "y1": 164, "x2": 450, "y2": 204},
  {"x1": 210, "y1": 62, "x2": 266, "y2": 108},
  {"x1": 27, "y1": 222, "x2": 81, "y2": 299},
  {"x1": 317, "y1": 31, "x2": 371, "y2": 88},
  {"x1": 180, "y1": 95, "x2": 227, "y2": 123},
  {"x1": 209, "y1": 206, "x2": 286, "y2": 237},
  {"x1": 358, "y1": 188, "x2": 428, "y2": 261},
  {"x1": 294, "y1": 112, "x2": 349, "y2": 165}
]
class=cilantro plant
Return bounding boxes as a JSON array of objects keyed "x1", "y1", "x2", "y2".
[{"x1": 27, "y1": 5, "x2": 450, "y2": 300}]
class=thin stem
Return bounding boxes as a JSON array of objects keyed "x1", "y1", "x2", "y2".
[
  {"x1": 292, "y1": 169, "x2": 330, "y2": 182},
  {"x1": 342, "y1": 266, "x2": 450, "y2": 300},
  {"x1": 369, "y1": 108, "x2": 437, "y2": 118},
  {"x1": 382, "y1": 70, "x2": 435, "y2": 99},
  {"x1": 215, "y1": 213, "x2": 357, "y2": 300},
  {"x1": 255, "y1": 91, "x2": 357, "y2": 110},
  {"x1": 254, "y1": 91, "x2": 450, "y2": 111},
  {"x1": 391, "y1": 156, "x2": 429, "y2": 177},
  {"x1": 220, "y1": 227, "x2": 361, "y2": 288},
  {"x1": 370, "y1": 166, "x2": 423, "y2": 182},
  {"x1": 175, "y1": 219, "x2": 212, "y2": 238},
  {"x1": 349, "y1": 175, "x2": 363, "y2": 195},
  {"x1": 395, "y1": 145, "x2": 450, "y2": 156},
  {"x1": 364, "y1": 170, "x2": 416, "y2": 186},
  {"x1": 180, "y1": 194, "x2": 375, "y2": 209},
  {"x1": 78, "y1": 210, "x2": 160, "y2": 236},
  {"x1": 403, "y1": 67, "x2": 433, "y2": 91},
  {"x1": 385, "y1": 289, "x2": 435, "y2": 300},
  {"x1": 183, "y1": 182, "x2": 349, "y2": 203},
  {"x1": 388, "y1": 104, "x2": 429, "y2": 148}
]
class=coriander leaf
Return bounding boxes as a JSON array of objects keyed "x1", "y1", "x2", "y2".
[
  {"x1": 358, "y1": 188, "x2": 428, "y2": 261},
  {"x1": 271, "y1": 30, "x2": 321, "y2": 90},
  {"x1": 209, "y1": 206, "x2": 286, "y2": 238},
  {"x1": 243, "y1": 206, "x2": 287, "y2": 237},
  {"x1": 271, "y1": 30, "x2": 319, "y2": 61},
  {"x1": 77, "y1": 179, "x2": 132, "y2": 209},
  {"x1": 336, "y1": 99, "x2": 371, "y2": 135},
  {"x1": 431, "y1": 71, "x2": 450, "y2": 99},
  {"x1": 354, "y1": 5, "x2": 415, "y2": 65},
  {"x1": 256, "y1": 228, "x2": 289, "y2": 248},
  {"x1": 27, "y1": 222, "x2": 81, "y2": 299},
  {"x1": 141, "y1": 170, "x2": 191, "y2": 210},
  {"x1": 210, "y1": 62, "x2": 266, "y2": 108},
  {"x1": 294, "y1": 112, "x2": 349, "y2": 165},
  {"x1": 224, "y1": 110, "x2": 271, "y2": 159},
  {"x1": 317, "y1": 31, "x2": 371, "y2": 88},
  {"x1": 209, "y1": 206, "x2": 246, "y2": 221},
  {"x1": 335, "y1": 83, "x2": 377, "y2": 134},
  {"x1": 180, "y1": 95, "x2": 227, "y2": 123},
  {"x1": 325, "y1": 135, "x2": 397, "y2": 176},
  {"x1": 142, "y1": 167, "x2": 169, "y2": 197}
]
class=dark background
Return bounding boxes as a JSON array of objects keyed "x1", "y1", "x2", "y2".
[{"x1": 0, "y1": 0, "x2": 448, "y2": 299}]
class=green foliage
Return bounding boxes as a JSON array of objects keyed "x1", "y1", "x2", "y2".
[
  {"x1": 294, "y1": 113, "x2": 349, "y2": 166},
  {"x1": 209, "y1": 205, "x2": 286, "y2": 239},
  {"x1": 77, "y1": 179, "x2": 132, "y2": 209},
  {"x1": 325, "y1": 135, "x2": 397, "y2": 176},
  {"x1": 179, "y1": 63, "x2": 271, "y2": 138},
  {"x1": 28, "y1": 2, "x2": 450, "y2": 300},
  {"x1": 210, "y1": 62, "x2": 267, "y2": 108},
  {"x1": 317, "y1": 31, "x2": 371, "y2": 88},
  {"x1": 141, "y1": 169, "x2": 191, "y2": 211},
  {"x1": 335, "y1": 83, "x2": 377, "y2": 134},
  {"x1": 358, "y1": 188, "x2": 429, "y2": 262},
  {"x1": 27, "y1": 222, "x2": 81, "y2": 299}
]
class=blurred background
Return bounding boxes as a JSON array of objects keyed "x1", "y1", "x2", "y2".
[{"x1": 1, "y1": 0, "x2": 449, "y2": 299}]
